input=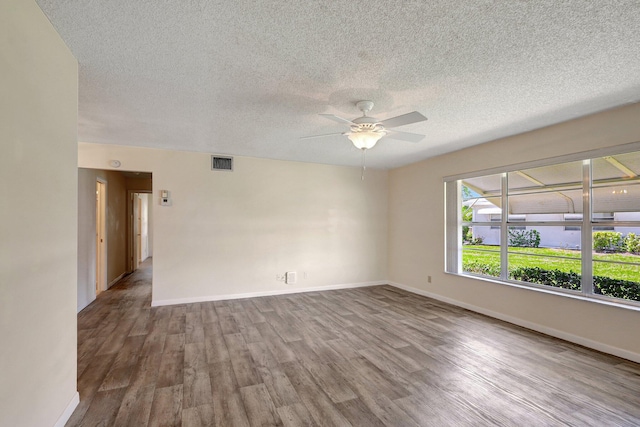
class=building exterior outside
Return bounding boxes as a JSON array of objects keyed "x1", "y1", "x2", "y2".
[{"x1": 467, "y1": 198, "x2": 640, "y2": 249}]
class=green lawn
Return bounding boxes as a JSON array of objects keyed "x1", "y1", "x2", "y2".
[{"x1": 463, "y1": 245, "x2": 640, "y2": 282}]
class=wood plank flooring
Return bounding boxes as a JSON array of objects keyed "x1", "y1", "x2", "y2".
[{"x1": 68, "y1": 259, "x2": 640, "y2": 426}]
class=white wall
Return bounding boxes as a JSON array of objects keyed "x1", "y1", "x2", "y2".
[
  {"x1": 79, "y1": 144, "x2": 388, "y2": 305},
  {"x1": 0, "y1": 1, "x2": 79, "y2": 426},
  {"x1": 389, "y1": 103, "x2": 640, "y2": 362}
]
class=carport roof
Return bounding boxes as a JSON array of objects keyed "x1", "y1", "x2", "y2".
[{"x1": 462, "y1": 151, "x2": 640, "y2": 214}]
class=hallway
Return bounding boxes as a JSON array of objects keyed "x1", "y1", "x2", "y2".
[{"x1": 71, "y1": 259, "x2": 154, "y2": 425}]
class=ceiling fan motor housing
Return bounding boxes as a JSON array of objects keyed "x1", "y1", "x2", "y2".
[
  {"x1": 350, "y1": 121, "x2": 385, "y2": 133},
  {"x1": 353, "y1": 101, "x2": 383, "y2": 131},
  {"x1": 352, "y1": 116, "x2": 379, "y2": 125}
]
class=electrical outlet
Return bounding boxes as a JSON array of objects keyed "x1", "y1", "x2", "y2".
[
  {"x1": 286, "y1": 271, "x2": 297, "y2": 284},
  {"x1": 427, "y1": 275, "x2": 432, "y2": 283}
]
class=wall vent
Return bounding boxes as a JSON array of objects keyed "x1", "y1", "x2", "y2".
[{"x1": 211, "y1": 155, "x2": 233, "y2": 171}]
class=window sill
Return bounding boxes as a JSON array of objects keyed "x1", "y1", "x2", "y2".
[{"x1": 446, "y1": 271, "x2": 640, "y2": 312}]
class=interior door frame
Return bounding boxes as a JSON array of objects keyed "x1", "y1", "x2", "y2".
[
  {"x1": 96, "y1": 178, "x2": 107, "y2": 296},
  {"x1": 137, "y1": 196, "x2": 143, "y2": 264},
  {"x1": 127, "y1": 190, "x2": 152, "y2": 273}
]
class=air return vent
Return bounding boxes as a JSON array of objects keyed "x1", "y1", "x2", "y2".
[{"x1": 211, "y1": 155, "x2": 233, "y2": 171}]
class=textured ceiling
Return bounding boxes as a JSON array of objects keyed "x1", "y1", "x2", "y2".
[{"x1": 36, "y1": 0, "x2": 640, "y2": 169}]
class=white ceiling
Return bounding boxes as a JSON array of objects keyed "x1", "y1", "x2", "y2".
[{"x1": 36, "y1": 0, "x2": 640, "y2": 169}]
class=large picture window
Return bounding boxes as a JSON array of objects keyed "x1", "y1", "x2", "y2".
[{"x1": 446, "y1": 146, "x2": 640, "y2": 305}]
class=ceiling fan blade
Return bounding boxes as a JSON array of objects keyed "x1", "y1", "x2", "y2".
[
  {"x1": 319, "y1": 114, "x2": 356, "y2": 125},
  {"x1": 385, "y1": 129, "x2": 425, "y2": 143},
  {"x1": 299, "y1": 132, "x2": 345, "y2": 140},
  {"x1": 380, "y1": 111, "x2": 427, "y2": 128}
]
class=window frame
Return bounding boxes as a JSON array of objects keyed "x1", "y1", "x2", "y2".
[{"x1": 445, "y1": 141, "x2": 640, "y2": 308}]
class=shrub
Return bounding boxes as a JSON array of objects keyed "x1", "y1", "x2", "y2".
[
  {"x1": 624, "y1": 233, "x2": 640, "y2": 254},
  {"x1": 464, "y1": 234, "x2": 483, "y2": 245},
  {"x1": 510, "y1": 267, "x2": 580, "y2": 291},
  {"x1": 509, "y1": 266, "x2": 640, "y2": 302},
  {"x1": 593, "y1": 231, "x2": 623, "y2": 253},
  {"x1": 462, "y1": 226, "x2": 470, "y2": 243},
  {"x1": 468, "y1": 236, "x2": 484, "y2": 245},
  {"x1": 508, "y1": 229, "x2": 541, "y2": 248},
  {"x1": 462, "y1": 261, "x2": 500, "y2": 277},
  {"x1": 594, "y1": 276, "x2": 640, "y2": 301},
  {"x1": 462, "y1": 206, "x2": 473, "y2": 244}
]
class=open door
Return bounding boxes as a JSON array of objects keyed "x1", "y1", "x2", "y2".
[
  {"x1": 95, "y1": 179, "x2": 107, "y2": 295},
  {"x1": 137, "y1": 196, "x2": 142, "y2": 264},
  {"x1": 132, "y1": 193, "x2": 140, "y2": 272},
  {"x1": 128, "y1": 191, "x2": 151, "y2": 272}
]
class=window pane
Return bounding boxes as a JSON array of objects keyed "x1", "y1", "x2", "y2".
[
  {"x1": 508, "y1": 161, "x2": 582, "y2": 218},
  {"x1": 591, "y1": 150, "x2": 640, "y2": 302},
  {"x1": 592, "y1": 151, "x2": 640, "y2": 182},
  {"x1": 508, "y1": 161, "x2": 583, "y2": 191},
  {"x1": 592, "y1": 151, "x2": 640, "y2": 217},
  {"x1": 462, "y1": 174, "x2": 502, "y2": 200},
  {"x1": 592, "y1": 230, "x2": 640, "y2": 302},
  {"x1": 460, "y1": 175, "x2": 502, "y2": 247},
  {"x1": 593, "y1": 260, "x2": 640, "y2": 302},
  {"x1": 463, "y1": 236, "x2": 500, "y2": 278},
  {"x1": 508, "y1": 226, "x2": 581, "y2": 291}
]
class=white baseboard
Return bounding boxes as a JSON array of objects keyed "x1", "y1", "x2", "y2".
[
  {"x1": 54, "y1": 391, "x2": 79, "y2": 427},
  {"x1": 108, "y1": 272, "x2": 127, "y2": 289},
  {"x1": 389, "y1": 281, "x2": 640, "y2": 364},
  {"x1": 151, "y1": 281, "x2": 385, "y2": 307}
]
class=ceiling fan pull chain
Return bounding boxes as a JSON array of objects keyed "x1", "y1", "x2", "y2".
[{"x1": 361, "y1": 148, "x2": 366, "y2": 181}]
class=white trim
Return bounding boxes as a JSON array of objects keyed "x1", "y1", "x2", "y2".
[
  {"x1": 108, "y1": 272, "x2": 127, "y2": 289},
  {"x1": 388, "y1": 281, "x2": 640, "y2": 364},
  {"x1": 151, "y1": 281, "x2": 386, "y2": 307},
  {"x1": 445, "y1": 181, "x2": 460, "y2": 274},
  {"x1": 54, "y1": 392, "x2": 79, "y2": 427}
]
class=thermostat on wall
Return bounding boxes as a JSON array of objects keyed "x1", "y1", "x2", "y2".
[{"x1": 160, "y1": 190, "x2": 171, "y2": 206}]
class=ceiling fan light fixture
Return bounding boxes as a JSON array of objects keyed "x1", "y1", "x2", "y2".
[{"x1": 347, "y1": 130, "x2": 385, "y2": 150}]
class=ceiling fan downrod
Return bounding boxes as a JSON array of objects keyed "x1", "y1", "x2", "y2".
[{"x1": 356, "y1": 100, "x2": 374, "y2": 116}]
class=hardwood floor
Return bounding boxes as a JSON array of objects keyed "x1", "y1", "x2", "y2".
[{"x1": 68, "y1": 259, "x2": 640, "y2": 426}]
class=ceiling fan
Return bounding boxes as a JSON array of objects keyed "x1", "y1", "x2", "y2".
[{"x1": 302, "y1": 100, "x2": 428, "y2": 150}]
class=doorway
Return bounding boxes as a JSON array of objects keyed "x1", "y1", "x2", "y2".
[
  {"x1": 95, "y1": 179, "x2": 107, "y2": 295},
  {"x1": 128, "y1": 191, "x2": 152, "y2": 273},
  {"x1": 137, "y1": 195, "x2": 142, "y2": 264}
]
